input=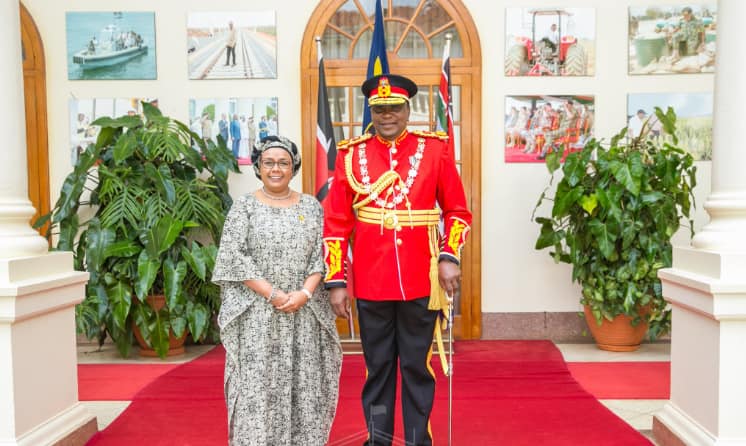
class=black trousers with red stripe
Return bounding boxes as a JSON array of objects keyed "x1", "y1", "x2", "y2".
[{"x1": 356, "y1": 297, "x2": 439, "y2": 446}]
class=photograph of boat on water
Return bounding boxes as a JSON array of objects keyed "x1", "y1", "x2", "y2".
[
  {"x1": 189, "y1": 97, "x2": 279, "y2": 164},
  {"x1": 68, "y1": 97, "x2": 158, "y2": 166},
  {"x1": 66, "y1": 11, "x2": 156, "y2": 80},
  {"x1": 187, "y1": 11, "x2": 277, "y2": 80}
]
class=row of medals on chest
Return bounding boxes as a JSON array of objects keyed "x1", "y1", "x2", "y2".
[{"x1": 357, "y1": 137, "x2": 426, "y2": 231}]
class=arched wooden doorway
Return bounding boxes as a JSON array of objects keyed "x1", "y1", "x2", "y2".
[
  {"x1": 301, "y1": 0, "x2": 482, "y2": 339},
  {"x1": 20, "y1": 2, "x2": 50, "y2": 235}
]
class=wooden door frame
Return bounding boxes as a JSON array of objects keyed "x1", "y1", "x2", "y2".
[
  {"x1": 299, "y1": 0, "x2": 482, "y2": 339},
  {"x1": 20, "y1": 2, "x2": 50, "y2": 236}
]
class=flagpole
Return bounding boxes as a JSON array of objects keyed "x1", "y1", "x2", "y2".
[{"x1": 316, "y1": 35, "x2": 356, "y2": 341}]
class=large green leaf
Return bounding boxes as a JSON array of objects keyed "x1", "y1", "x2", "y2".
[
  {"x1": 611, "y1": 161, "x2": 640, "y2": 196},
  {"x1": 85, "y1": 223, "x2": 116, "y2": 272},
  {"x1": 164, "y1": 258, "x2": 187, "y2": 309},
  {"x1": 112, "y1": 131, "x2": 138, "y2": 164},
  {"x1": 140, "y1": 216, "x2": 184, "y2": 258},
  {"x1": 104, "y1": 240, "x2": 141, "y2": 259},
  {"x1": 552, "y1": 185, "x2": 584, "y2": 217},
  {"x1": 135, "y1": 250, "x2": 161, "y2": 301},
  {"x1": 181, "y1": 243, "x2": 207, "y2": 280},
  {"x1": 187, "y1": 301, "x2": 210, "y2": 342},
  {"x1": 107, "y1": 280, "x2": 132, "y2": 332},
  {"x1": 588, "y1": 220, "x2": 617, "y2": 260}
]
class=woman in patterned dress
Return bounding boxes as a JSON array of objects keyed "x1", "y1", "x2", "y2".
[{"x1": 212, "y1": 135, "x2": 342, "y2": 445}]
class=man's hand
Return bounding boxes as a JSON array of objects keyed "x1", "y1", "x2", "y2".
[
  {"x1": 438, "y1": 261, "x2": 461, "y2": 300},
  {"x1": 329, "y1": 288, "x2": 351, "y2": 319}
]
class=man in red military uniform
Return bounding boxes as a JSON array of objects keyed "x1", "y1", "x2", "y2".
[{"x1": 323, "y1": 74, "x2": 472, "y2": 446}]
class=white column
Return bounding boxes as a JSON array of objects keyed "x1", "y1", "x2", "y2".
[
  {"x1": 0, "y1": 0, "x2": 49, "y2": 259},
  {"x1": 0, "y1": 1, "x2": 95, "y2": 445},
  {"x1": 654, "y1": 1, "x2": 746, "y2": 445}
]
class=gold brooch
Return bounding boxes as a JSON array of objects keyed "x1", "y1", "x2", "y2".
[{"x1": 299, "y1": 215, "x2": 305, "y2": 223}]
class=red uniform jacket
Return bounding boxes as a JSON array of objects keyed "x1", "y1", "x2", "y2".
[{"x1": 323, "y1": 130, "x2": 472, "y2": 301}]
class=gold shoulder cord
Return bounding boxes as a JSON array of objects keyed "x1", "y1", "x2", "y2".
[{"x1": 344, "y1": 146, "x2": 401, "y2": 210}]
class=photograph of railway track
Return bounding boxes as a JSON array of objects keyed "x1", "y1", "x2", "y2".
[{"x1": 187, "y1": 11, "x2": 277, "y2": 80}]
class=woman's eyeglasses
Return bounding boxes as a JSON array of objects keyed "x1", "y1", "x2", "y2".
[{"x1": 260, "y1": 160, "x2": 292, "y2": 170}]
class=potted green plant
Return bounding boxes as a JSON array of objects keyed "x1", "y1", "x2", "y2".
[
  {"x1": 533, "y1": 107, "x2": 697, "y2": 350},
  {"x1": 36, "y1": 103, "x2": 239, "y2": 358}
]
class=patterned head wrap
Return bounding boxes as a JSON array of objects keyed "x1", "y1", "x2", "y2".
[{"x1": 250, "y1": 135, "x2": 302, "y2": 179}]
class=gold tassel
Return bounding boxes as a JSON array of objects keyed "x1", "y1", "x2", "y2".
[{"x1": 427, "y1": 225, "x2": 450, "y2": 375}]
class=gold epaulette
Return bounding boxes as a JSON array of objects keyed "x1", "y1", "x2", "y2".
[
  {"x1": 412, "y1": 130, "x2": 449, "y2": 141},
  {"x1": 337, "y1": 133, "x2": 373, "y2": 150}
]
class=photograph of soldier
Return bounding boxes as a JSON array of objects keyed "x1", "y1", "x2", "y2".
[
  {"x1": 189, "y1": 97, "x2": 279, "y2": 165},
  {"x1": 628, "y1": 4, "x2": 717, "y2": 74},
  {"x1": 187, "y1": 11, "x2": 277, "y2": 80},
  {"x1": 66, "y1": 11, "x2": 156, "y2": 80},
  {"x1": 504, "y1": 95, "x2": 595, "y2": 163},
  {"x1": 68, "y1": 98, "x2": 155, "y2": 165},
  {"x1": 504, "y1": 8, "x2": 595, "y2": 77},
  {"x1": 627, "y1": 92, "x2": 713, "y2": 160}
]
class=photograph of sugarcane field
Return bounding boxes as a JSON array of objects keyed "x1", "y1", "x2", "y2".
[{"x1": 627, "y1": 92, "x2": 713, "y2": 160}]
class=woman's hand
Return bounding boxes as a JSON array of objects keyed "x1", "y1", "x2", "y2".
[
  {"x1": 277, "y1": 290, "x2": 309, "y2": 313},
  {"x1": 269, "y1": 290, "x2": 290, "y2": 309}
]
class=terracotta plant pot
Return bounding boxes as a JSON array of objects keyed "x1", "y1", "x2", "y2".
[
  {"x1": 132, "y1": 294, "x2": 187, "y2": 357},
  {"x1": 583, "y1": 305, "x2": 648, "y2": 352}
]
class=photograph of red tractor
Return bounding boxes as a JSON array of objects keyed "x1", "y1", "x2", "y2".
[{"x1": 505, "y1": 8, "x2": 591, "y2": 76}]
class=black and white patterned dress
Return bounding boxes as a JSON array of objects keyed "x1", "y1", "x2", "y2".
[{"x1": 212, "y1": 193, "x2": 342, "y2": 446}]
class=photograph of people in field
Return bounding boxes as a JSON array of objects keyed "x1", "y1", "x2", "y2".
[{"x1": 627, "y1": 92, "x2": 713, "y2": 160}]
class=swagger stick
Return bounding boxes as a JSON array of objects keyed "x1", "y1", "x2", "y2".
[{"x1": 447, "y1": 293, "x2": 454, "y2": 446}]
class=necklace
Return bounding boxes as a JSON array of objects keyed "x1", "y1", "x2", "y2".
[
  {"x1": 262, "y1": 187, "x2": 292, "y2": 200},
  {"x1": 357, "y1": 137, "x2": 425, "y2": 209}
]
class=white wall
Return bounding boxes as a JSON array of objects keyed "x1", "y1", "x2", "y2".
[{"x1": 21, "y1": 0, "x2": 714, "y2": 316}]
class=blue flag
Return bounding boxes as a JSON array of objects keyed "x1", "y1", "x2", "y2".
[{"x1": 362, "y1": 0, "x2": 389, "y2": 134}]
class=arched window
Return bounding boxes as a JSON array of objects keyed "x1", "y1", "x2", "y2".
[{"x1": 301, "y1": 0, "x2": 482, "y2": 339}]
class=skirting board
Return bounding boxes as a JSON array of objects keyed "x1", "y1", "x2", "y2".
[{"x1": 0, "y1": 403, "x2": 96, "y2": 446}]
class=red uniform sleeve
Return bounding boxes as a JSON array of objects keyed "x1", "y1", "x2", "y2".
[
  {"x1": 435, "y1": 142, "x2": 472, "y2": 264},
  {"x1": 322, "y1": 148, "x2": 355, "y2": 288}
]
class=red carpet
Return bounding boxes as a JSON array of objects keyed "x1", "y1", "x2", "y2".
[
  {"x1": 568, "y1": 362, "x2": 670, "y2": 399},
  {"x1": 78, "y1": 364, "x2": 179, "y2": 400},
  {"x1": 86, "y1": 341, "x2": 653, "y2": 445}
]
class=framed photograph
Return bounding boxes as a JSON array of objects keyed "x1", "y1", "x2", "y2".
[
  {"x1": 504, "y1": 95, "x2": 595, "y2": 163},
  {"x1": 504, "y1": 7, "x2": 595, "y2": 77},
  {"x1": 628, "y1": 5, "x2": 717, "y2": 75},
  {"x1": 189, "y1": 97, "x2": 279, "y2": 165},
  {"x1": 66, "y1": 11, "x2": 156, "y2": 80},
  {"x1": 187, "y1": 11, "x2": 277, "y2": 80},
  {"x1": 68, "y1": 97, "x2": 158, "y2": 165},
  {"x1": 627, "y1": 92, "x2": 713, "y2": 160}
]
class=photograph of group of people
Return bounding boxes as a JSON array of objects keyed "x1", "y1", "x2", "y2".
[
  {"x1": 627, "y1": 92, "x2": 713, "y2": 160},
  {"x1": 68, "y1": 97, "x2": 158, "y2": 165},
  {"x1": 503, "y1": 95, "x2": 595, "y2": 163},
  {"x1": 189, "y1": 97, "x2": 279, "y2": 165},
  {"x1": 66, "y1": 11, "x2": 156, "y2": 80},
  {"x1": 504, "y1": 7, "x2": 595, "y2": 77},
  {"x1": 629, "y1": 4, "x2": 717, "y2": 74},
  {"x1": 187, "y1": 11, "x2": 277, "y2": 80}
]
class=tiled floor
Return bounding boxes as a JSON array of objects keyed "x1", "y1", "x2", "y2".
[{"x1": 78, "y1": 341, "x2": 670, "y2": 444}]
